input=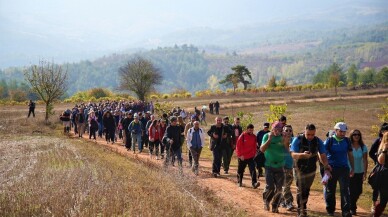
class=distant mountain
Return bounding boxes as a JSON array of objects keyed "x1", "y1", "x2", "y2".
[{"x1": 0, "y1": 0, "x2": 387, "y2": 68}]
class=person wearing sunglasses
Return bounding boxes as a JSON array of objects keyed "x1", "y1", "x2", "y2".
[
  {"x1": 280, "y1": 125, "x2": 295, "y2": 211},
  {"x1": 348, "y1": 129, "x2": 368, "y2": 216}
]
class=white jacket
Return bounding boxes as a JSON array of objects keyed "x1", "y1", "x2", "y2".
[{"x1": 186, "y1": 127, "x2": 205, "y2": 148}]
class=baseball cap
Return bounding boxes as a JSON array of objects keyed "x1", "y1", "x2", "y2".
[
  {"x1": 170, "y1": 116, "x2": 177, "y2": 122},
  {"x1": 263, "y1": 122, "x2": 270, "y2": 128},
  {"x1": 134, "y1": 113, "x2": 139, "y2": 118},
  {"x1": 334, "y1": 122, "x2": 347, "y2": 131}
]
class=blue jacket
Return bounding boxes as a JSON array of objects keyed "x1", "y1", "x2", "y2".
[{"x1": 128, "y1": 121, "x2": 142, "y2": 134}]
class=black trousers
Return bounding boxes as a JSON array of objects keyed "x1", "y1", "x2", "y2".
[
  {"x1": 28, "y1": 108, "x2": 35, "y2": 117},
  {"x1": 237, "y1": 157, "x2": 257, "y2": 185},
  {"x1": 105, "y1": 128, "x2": 115, "y2": 142},
  {"x1": 349, "y1": 173, "x2": 364, "y2": 212}
]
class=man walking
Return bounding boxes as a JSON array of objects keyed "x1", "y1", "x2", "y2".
[
  {"x1": 27, "y1": 100, "x2": 36, "y2": 118},
  {"x1": 207, "y1": 117, "x2": 232, "y2": 177},
  {"x1": 324, "y1": 122, "x2": 354, "y2": 217},
  {"x1": 255, "y1": 122, "x2": 270, "y2": 177},
  {"x1": 236, "y1": 124, "x2": 260, "y2": 189},
  {"x1": 128, "y1": 113, "x2": 142, "y2": 153},
  {"x1": 163, "y1": 116, "x2": 183, "y2": 171},
  {"x1": 290, "y1": 123, "x2": 331, "y2": 217},
  {"x1": 186, "y1": 121, "x2": 205, "y2": 175},
  {"x1": 222, "y1": 116, "x2": 234, "y2": 174}
]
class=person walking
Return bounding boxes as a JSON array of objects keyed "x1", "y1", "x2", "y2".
[
  {"x1": 88, "y1": 110, "x2": 98, "y2": 141},
  {"x1": 348, "y1": 129, "x2": 368, "y2": 215},
  {"x1": 374, "y1": 132, "x2": 388, "y2": 217},
  {"x1": 255, "y1": 122, "x2": 270, "y2": 177},
  {"x1": 148, "y1": 119, "x2": 160, "y2": 159},
  {"x1": 236, "y1": 124, "x2": 260, "y2": 189},
  {"x1": 163, "y1": 116, "x2": 183, "y2": 172},
  {"x1": 60, "y1": 109, "x2": 71, "y2": 134},
  {"x1": 324, "y1": 122, "x2": 354, "y2": 217},
  {"x1": 290, "y1": 123, "x2": 331, "y2": 217},
  {"x1": 75, "y1": 108, "x2": 86, "y2": 138},
  {"x1": 128, "y1": 113, "x2": 142, "y2": 153},
  {"x1": 121, "y1": 112, "x2": 133, "y2": 150},
  {"x1": 369, "y1": 123, "x2": 388, "y2": 214},
  {"x1": 186, "y1": 121, "x2": 205, "y2": 175},
  {"x1": 184, "y1": 115, "x2": 197, "y2": 167},
  {"x1": 27, "y1": 100, "x2": 36, "y2": 118},
  {"x1": 200, "y1": 108, "x2": 207, "y2": 126},
  {"x1": 260, "y1": 121, "x2": 288, "y2": 213},
  {"x1": 207, "y1": 116, "x2": 232, "y2": 178},
  {"x1": 281, "y1": 124, "x2": 295, "y2": 211},
  {"x1": 222, "y1": 116, "x2": 234, "y2": 174},
  {"x1": 103, "y1": 111, "x2": 116, "y2": 144},
  {"x1": 214, "y1": 101, "x2": 220, "y2": 115}
]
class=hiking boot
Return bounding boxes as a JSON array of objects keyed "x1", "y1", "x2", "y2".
[
  {"x1": 342, "y1": 212, "x2": 352, "y2": 217},
  {"x1": 252, "y1": 182, "x2": 260, "y2": 189},
  {"x1": 327, "y1": 212, "x2": 334, "y2": 216},
  {"x1": 286, "y1": 203, "x2": 295, "y2": 211},
  {"x1": 264, "y1": 202, "x2": 270, "y2": 211},
  {"x1": 272, "y1": 207, "x2": 279, "y2": 213},
  {"x1": 194, "y1": 169, "x2": 199, "y2": 176},
  {"x1": 237, "y1": 181, "x2": 242, "y2": 187},
  {"x1": 224, "y1": 170, "x2": 228, "y2": 174},
  {"x1": 350, "y1": 210, "x2": 356, "y2": 215}
]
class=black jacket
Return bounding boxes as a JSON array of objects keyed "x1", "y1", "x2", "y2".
[
  {"x1": 207, "y1": 124, "x2": 232, "y2": 150},
  {"x1": 163, "y1": 125, "x2": 182, "y2": 151}
]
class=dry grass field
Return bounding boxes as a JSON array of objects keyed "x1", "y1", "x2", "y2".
[{"x1": 1, "y1": 88, "x2": 387, "y2": 216}]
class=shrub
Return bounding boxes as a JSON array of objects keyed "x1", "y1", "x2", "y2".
[
  {"x1": 184, "y1": 92, "x2": 192, "y2": 98},
  {"x1": 265, "y1": 104, "x2": 289, "y2": 123},
  {"x1": 162, "y1": 94, "x2": 169, "y2": 99}
]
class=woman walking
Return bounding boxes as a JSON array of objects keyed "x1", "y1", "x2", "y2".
[
  {"x1": 148, "y1": 119, "x2": 160, "y2": 159},
  {"x1": 349, "y1": 129, "x2": 368, "y2": 215},
  {"x1": 88, "y1": 110, "x2": 98, "y2": 142},
  {"x1": 374, "y1": 132, "x2": 388, "y2": 216},
  {"x1": 103, "y1": 111, "x2": 116, "y2": 144}
]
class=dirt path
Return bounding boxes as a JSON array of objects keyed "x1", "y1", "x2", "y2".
[{"x1": 72, "y1": 133, "x2": 369, "y2": 217}]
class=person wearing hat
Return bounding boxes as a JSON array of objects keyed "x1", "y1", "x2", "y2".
[
  {"x1": 255, "y1": 122, "x2": 270, "y2": 177},
  {"x1": 162, "y1": 116, "x2": 183, "y2": 170},
  {"x1": 260, "y1": 121, "x2": 288, "y2": 213},
  {"x1": 323, "y1": 122, "x2": 354, "y2": 217},
  {"x1": 128, "y1": 113, "x2": 143, "y2": 153}
]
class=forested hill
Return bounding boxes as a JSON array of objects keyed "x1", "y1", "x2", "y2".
[{"x1": 0, "y1": 23, "x2": 387, "y2": 95}]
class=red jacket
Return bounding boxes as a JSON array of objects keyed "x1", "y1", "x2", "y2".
[{"x1": 236, "y1": 132, "x2": 257, "y2": 160}]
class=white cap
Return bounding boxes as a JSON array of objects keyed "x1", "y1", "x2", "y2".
[
  {"x1": 134, "y1": 113, "x2": 138, "y2": 118},
  {"x1": 334, "y1": 122, "x2": 347, "y2": 131}
]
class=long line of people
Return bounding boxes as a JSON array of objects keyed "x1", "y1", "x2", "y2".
[{"x1": 60, "y1": 102, "x2": 388, "y2": 217}]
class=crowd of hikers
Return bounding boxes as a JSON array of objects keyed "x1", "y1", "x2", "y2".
[{"x1": 58, "y1": 100, "x2": 388, "y2": 217}]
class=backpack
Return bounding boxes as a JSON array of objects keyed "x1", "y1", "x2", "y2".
[
  {"x1": 368, "y1": 163, "x2": 386, "y2": 189},
  {"x1": 326, "y1": 136, "x2": 353, "y2": 154},
  {"x1": 296, "y1": 134, "x2": 319, "y2": 173}
]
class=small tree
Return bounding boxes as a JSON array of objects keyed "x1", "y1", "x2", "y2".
[
  {"x1": 267, "y1": 75, "x2": 277, "y2": 88},
  {"x1": 219, "y1": 73, "x2": 239, "y2": 94},
  {"x1": 24, "y1": 60, "x2": 68, "y2": 123},
  {"x1": 265, "y1": 104, "x2": 288, "y2": 123},
  {"x1": 329, "y1": 72, "x2": 340, "y2": 95},
  {"x1": 118, "y1": 57, "x2": 162, "y2": 101},
  {"x1": 278, "y1": 77, "x2": 287, "y2": 87}
]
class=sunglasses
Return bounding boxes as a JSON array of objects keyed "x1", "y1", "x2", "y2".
[
  {"x1": 284, "y1": 129, "x2": 293, "y2": 133},
  {"x1": 352, "y1": 134, "x2": 360, "y2": 136}
]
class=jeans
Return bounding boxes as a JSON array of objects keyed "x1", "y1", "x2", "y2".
[
  {"x1": 222, "y1": 146, "x2": 232, "y2": 172},
  {"x1": 98, "y1": 122, "x2": 103, "y2": 137},
  {"x1": 212, "y1": 148, "x2": 222, "y2": 174},
  {"x1": 149, "y1": 140, "x2": 160, "y2": 155},
  {"x1": 295, "y1": 170, "x2": 316, "y2": 211},
  {"x1": 188, "y1": 149, "x2": 193, "y2": 166},
  {"x1": 325, "y1": 167, "x2": 351, "y2": 214},
  {"x1": 131, "y1": 133, "x2": 142, "y2": 151},
  {"x1": 190, "y1": 147, "x2": 202, "y2": 171},
  {"x1": 282, "y1": 168, "x2": 294, "y2": 205},
  {"x1": 237, "y1": 157, "x2": 257, "y2": 185},
  {"x1": 349, "y1": 173, "x2": 364, "y2": 212},
  {"x1": 263, "y1": 167, "x2": 284, "y2": 208}
]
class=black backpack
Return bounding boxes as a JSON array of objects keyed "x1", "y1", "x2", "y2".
[{"x1": 296, "y1": 134, "x2": 319, "y2": 173}]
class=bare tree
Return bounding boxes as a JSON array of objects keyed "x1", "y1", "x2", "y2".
[
  {"x1": 118, "y1": 57, "x2": 162, "y2": 101},
  {"x1": 24, "y1": 60, "x2": 68, "y2": 123}
]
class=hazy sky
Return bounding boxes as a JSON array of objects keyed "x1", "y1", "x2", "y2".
[{"x1": 0, "y1": 0, "x2": 350, "y2": 36}]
